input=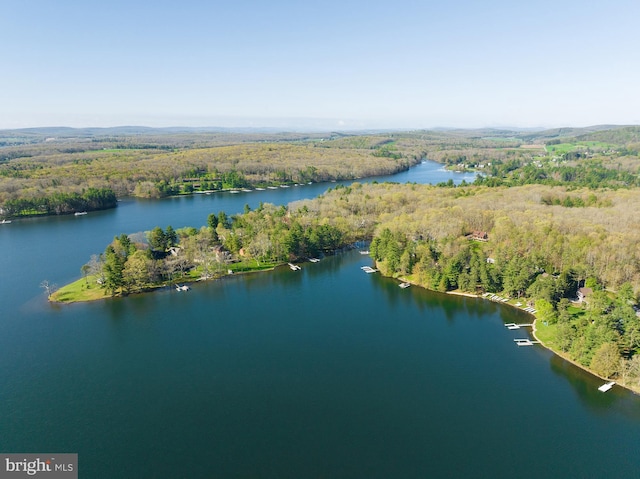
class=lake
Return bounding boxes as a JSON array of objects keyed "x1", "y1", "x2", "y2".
[{"x1": 2, "y1": 161, "x2": 640, "y2": 478}]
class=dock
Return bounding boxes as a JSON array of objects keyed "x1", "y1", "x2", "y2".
[
  {"x1": 514, "y1": 338, "x2": 540, "y2": 346},
  {"x1": 361, "y1": 266, "x2": 377, "y2": 274},
  {"x1": 483, "y1": 293, "x2": 510, "y2": 303},
  {"x1": 505, "y1": 323, "x2": 533, "y2": 330},
  {"x1": 598, "y1": 381, "x2": 615, "y2": 392},
  {"x1": 359, "y1": 250, "x2": 370, "y2": 255},
  {"x1": 175, "y1": 284, "x2": 190, "y2": 291},
  {"x1": 399, "y1": 282, "x2": 411, "y2": 289},
  {"x1": 288, "y1": 263, "x2": 301, "y2": 271}
]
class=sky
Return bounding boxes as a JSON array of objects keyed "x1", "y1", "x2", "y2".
[{"x1": 1, "y1": 0, "x2": 639, "y2": 130}]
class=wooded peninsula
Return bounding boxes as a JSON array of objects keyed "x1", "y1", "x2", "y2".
[{"x1": 13, "y1": 124, "x2": 640, "y2": 392}]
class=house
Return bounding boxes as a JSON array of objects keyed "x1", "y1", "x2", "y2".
[
  {"x1": 577, "y1": 287, "x2": 593, "y2": 303},
  {"x1": 467, "y1": 231, "x2": 489, "y2": 242}
]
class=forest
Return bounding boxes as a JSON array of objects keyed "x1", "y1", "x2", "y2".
[
  {"x1": 3, "y1": 125, "x2": 640, "y2": 218},
  {"x1": 0, "y1": 129, "x2": 422, "y2": 217}
]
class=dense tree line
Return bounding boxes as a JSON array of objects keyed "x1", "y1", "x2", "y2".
[
  {"x1": 95, "y1": 205, "x2": 350, "y2": 296},
  {"x1": 0, "y1": 135, "x2": 424, "y2": 209},
  {"x1": 1, "y1": 187, "x2": 116, "y2": 217},
  {"x1": 473, "y1": 159, "x2": 640, "y2": 189},
  {"x1": 3, "y1": 126, "x2": 640, "y2": 217}
]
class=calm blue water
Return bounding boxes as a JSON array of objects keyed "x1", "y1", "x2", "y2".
[{"x1": 2, "y1": 161, "x2": 640, "y2": 478}]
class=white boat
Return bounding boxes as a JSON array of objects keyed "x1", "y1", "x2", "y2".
[
  {"x1": 598, "y1": 381, "x2": 615, "y2": 392},
  {"x1": 229, "y1": 190, "x2": 239, "y2": 194},
  {"x1": 309, "y1": 258, "x2": 320, "y2": 263},
  {"x1": 399, "y1": 282, "x2": 411, "y2": 289},
  {"x1": 175, "y1": 284, "x2": 190, "y2": 291},
  {"x1": 74, "y1": 211, "x2": 87, "y2": 216},
  {"x1": 288, "y1": 263, "x2": 301, "y2": 271},
  {"x1": 359, "y1": 250, "x2": 370, "y2": 255},
  {"x1": 0, "y1": 219, "x2": 11, "y2": 224}
]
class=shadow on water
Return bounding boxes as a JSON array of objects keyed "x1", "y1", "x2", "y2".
[{"x1": 547, "y1": 353, "x2": 640, "y2": 418}]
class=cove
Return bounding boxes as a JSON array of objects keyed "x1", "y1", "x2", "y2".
[{"x1": 2, "y1": 162, "x2": 640, "y2": 478}]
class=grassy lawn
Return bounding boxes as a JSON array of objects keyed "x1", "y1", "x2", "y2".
[
  {"x1": 567, "y1": 305, "x2": 585, "y2": 315},
  {"x1": 229, "y1": 260, "x2": 278, "y2": 273},
  {"x1": 533, "y1": 321, "x2": 558, "y2": 348},
  {"x1": 547, "y1": 141, "x2": 613, "y2": 154},
  {"x1": 51, "y1": 262, "x2": 280, "y2": 303},
  {"x1": 50, "y1": 276, "x2": 108, "y2": 303}
]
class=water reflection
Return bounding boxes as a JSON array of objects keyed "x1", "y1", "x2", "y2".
[{"x1": 547, "y1": 354, "x2": 640, "y2": 415}]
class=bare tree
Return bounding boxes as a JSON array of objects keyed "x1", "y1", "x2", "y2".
[{"x1": 40, "y1": 280, "x2": 57, "y2": 298}]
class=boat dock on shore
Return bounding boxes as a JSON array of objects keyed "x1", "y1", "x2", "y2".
[
  {"x1": 505, "y1": 323, "x2": 533, "y2": 330},
  {"x1": 598, "y1": 381, "x2": 615, "y2": 392}
]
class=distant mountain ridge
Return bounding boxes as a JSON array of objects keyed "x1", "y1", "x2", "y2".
[{"x1": 1, "y1": 124, "x2": 638, "y2": 144}]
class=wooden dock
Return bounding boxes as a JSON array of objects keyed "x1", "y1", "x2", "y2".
[
  {"x1": 483, "y1": 293, "x2": 510, "y2": 303},
  {"x1": 505, "y1": 323, "x2": 533, "y2": 330},
  {"x1": 598, "y1": 381, "x2": 615, "y2": 392}
]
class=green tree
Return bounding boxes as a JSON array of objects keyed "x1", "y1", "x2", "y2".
[
  {"x1": 207, "y1": 213, "x2": 218, "y2": 229},
  {"x1": 590, "y1": 342, "x2": 621, "y2": 378},
  {"x1": 218, "y1": 211, "x2": 230, "y2": 229},
  {"x1": 122, "y1": 250, "x2": 152, "y2": 293},
  {"x1": 165, "y1": 225, "x2": 178, "y2": 248},
  {"x1": 147, "y1": 227, "x2": 168, "y2": 255},
  {"x1": 535, "y1": 298, "x2": 557, "y2": 324},
  {"x1": 103, "y1": 245, "x2": 125, "y2": 295}
]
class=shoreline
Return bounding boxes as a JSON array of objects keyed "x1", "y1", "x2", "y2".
[
  {"x1": 56, "y1": 255, "x2": 638, "y2": 395},
  {"x1": 528, "y1": 319, "x2": 638, "y2": 395},
  {"x1": 50, "y1": 264, "x2": 278, "y2": 304},
  {"x1": 10, "y1": 160, "x2": 423, "y2": 222},
  {"x1": 408, "y1": 282, "x2": 640, "y2": 395}
]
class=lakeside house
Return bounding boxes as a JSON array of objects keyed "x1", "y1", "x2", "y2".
[{"x1": 577, "y1": 287, "x2": 593, "y2": 303}]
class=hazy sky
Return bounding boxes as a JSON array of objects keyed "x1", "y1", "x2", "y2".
[{"x1": 1, "y1": 0, "x2": 639, "y2": 129}]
